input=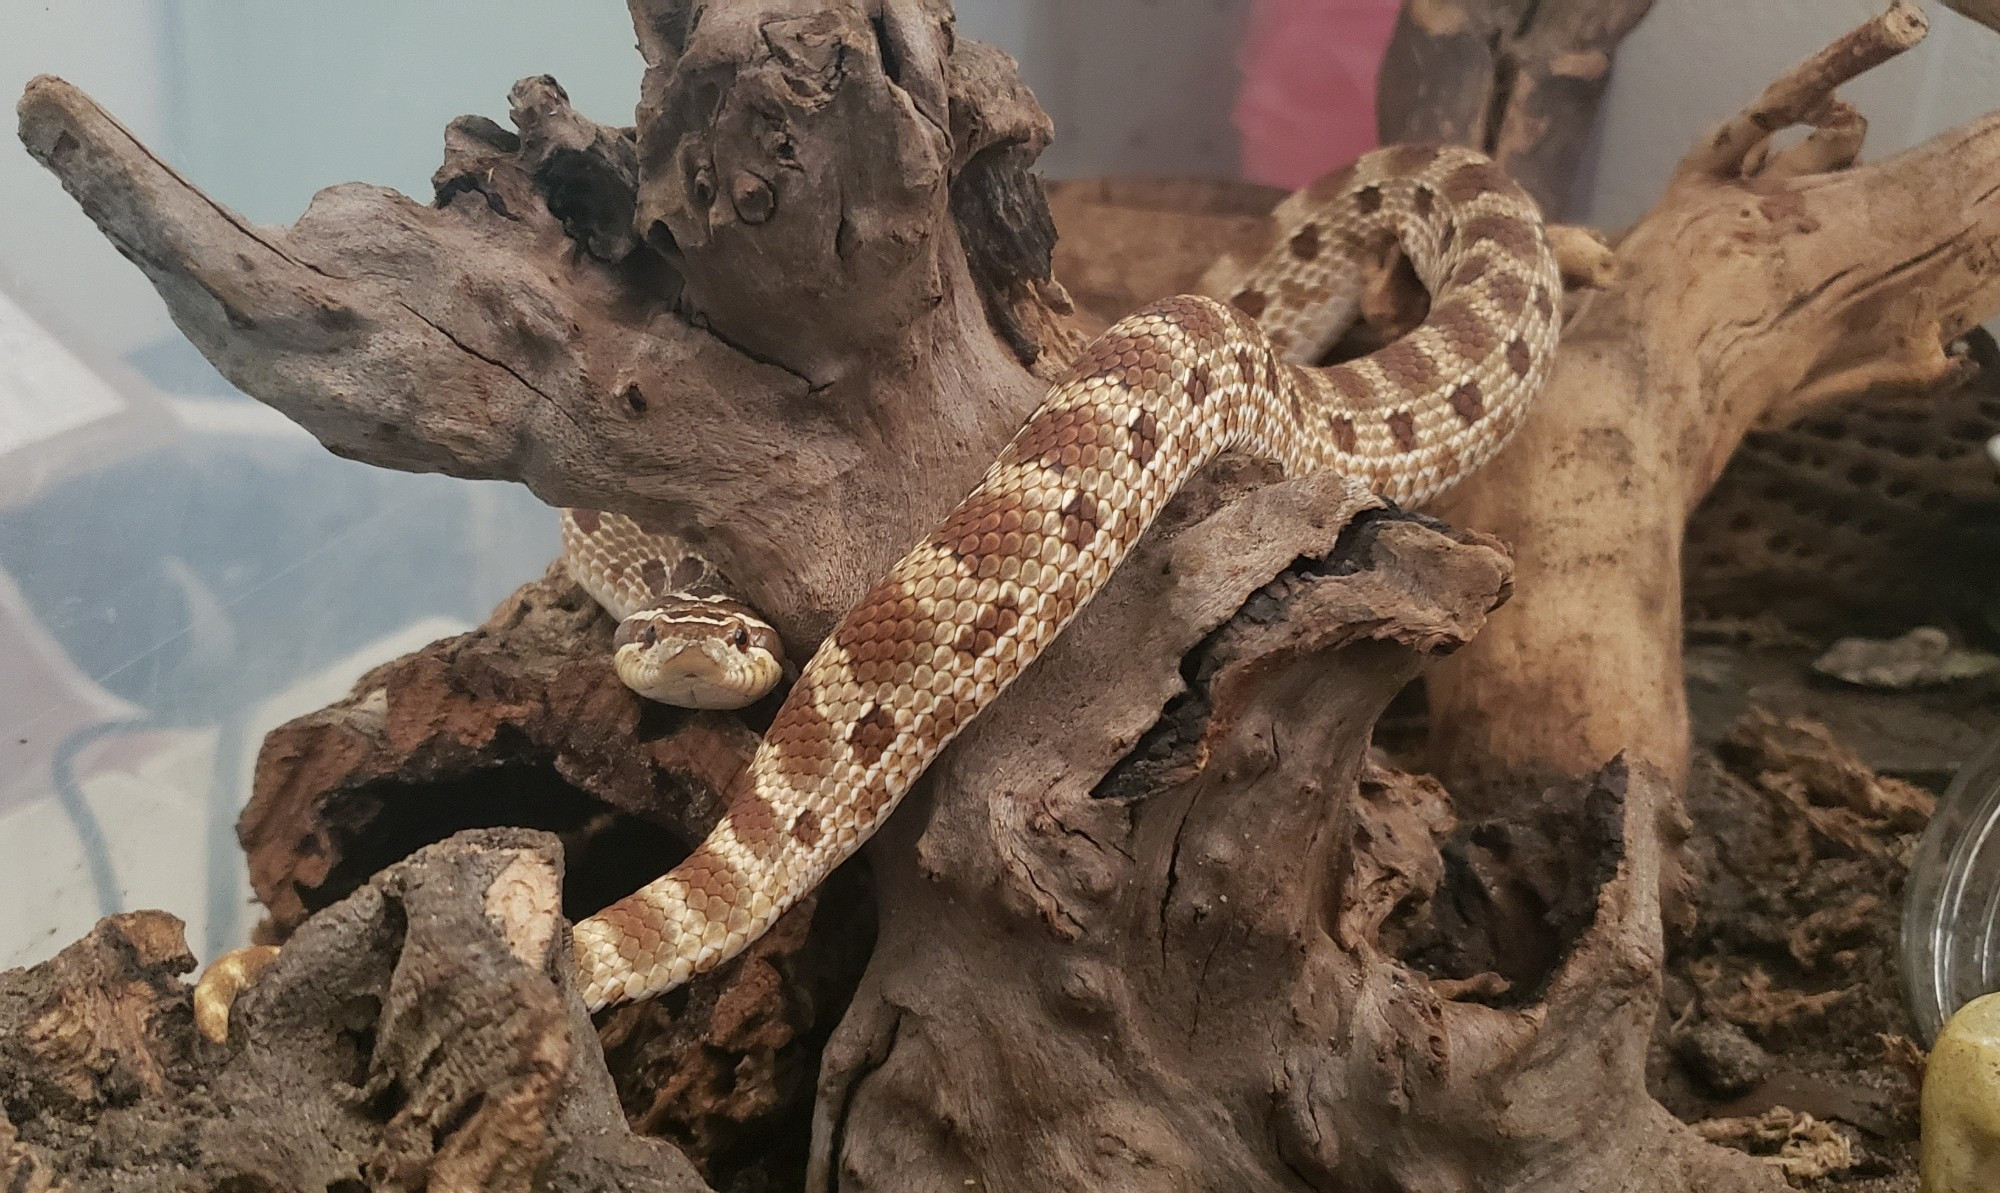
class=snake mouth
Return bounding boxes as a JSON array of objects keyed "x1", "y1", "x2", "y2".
[
  {"x1": 613, "y1": 640, "x2": 699, "y2": 682},
  {"x1": 613, "y1": 639, "x2": 776, "y2": 710}
]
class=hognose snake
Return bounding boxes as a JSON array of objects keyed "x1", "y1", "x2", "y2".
[
  {"x1": 566, "y1": 143, "x2": 1562, "y2": 1011},
  {"x1": 560, "y1": 507, "x2": 785, "y2": 710}
]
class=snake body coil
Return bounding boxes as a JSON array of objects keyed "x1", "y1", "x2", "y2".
[{"x1": 571, "y1": 144, "x2": 1561, "y2": 1010}]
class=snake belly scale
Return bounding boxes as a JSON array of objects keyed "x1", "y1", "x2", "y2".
[{"x1": 572, "y1": 144, "x2": 1561, "y2": 1010}]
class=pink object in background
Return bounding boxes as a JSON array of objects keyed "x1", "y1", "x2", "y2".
[{"x1": 1234, "y1": 0, "x2": 1403, "y2": 189}]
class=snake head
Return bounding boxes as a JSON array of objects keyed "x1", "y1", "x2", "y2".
[{"x1": 612, "y1": 599, "x2": 785, "y2": 709}]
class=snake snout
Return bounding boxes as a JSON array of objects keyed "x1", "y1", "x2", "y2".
[{"x1": 613, "y1": 633, "x2": 778, "y2": 710}]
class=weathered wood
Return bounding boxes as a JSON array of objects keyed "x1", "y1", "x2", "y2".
[
  {"x1": 238, "y1": 564, "x2": 874, "y2": 1185},
  {"x1": 1376, "y1": 0, "x2": 1658, "y2": 215},
  {"x1": 0, "y1": 839, "x2": 714, "y2": 1192},
  {"x1": 13, "y1": 0, "x2": 1932, "y2": 1188},
  {"x1": 1047, "y1": 5, "x2": 2000, "y2": 800},
  {"x1": 1423, "y1": 0, "x2": 2000, "y2": 801},
  {"x1": 811, "y1": 468, "x2": 1775, "y2": 1190},
  {"x1": 14, "y1": 0, "x2": 1070, "y2": 650}
]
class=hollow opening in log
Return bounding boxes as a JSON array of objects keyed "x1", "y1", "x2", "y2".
[
  {"x1": 309, "y1": 755, "x2": 690, "y2": 924},
  {"x1": 1389, "y1": 767, "x2": 1630, "y2": 1008}
]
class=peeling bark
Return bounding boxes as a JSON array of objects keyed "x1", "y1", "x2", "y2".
[{"x1": 238, "y1": 565, "x2": 873, "y2": 1186}]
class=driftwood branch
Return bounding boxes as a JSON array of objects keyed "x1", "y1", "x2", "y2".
[
  {"x1": 1423, "y1": 1, "x2": 2000, "y2": 799},
  {"x1": 1051, "y1": 8, "x2": 1994, "y2": 800},
  {"x1": 17, "y1": 0, "x2": 1965, "y2": 1188},
  {"x1": 810, "y1": 476, "x2": 1773, "y2": 1190},
  {"x1": 1675, "y1": 0, "x2": 1926, "y2": 180},
  {"x1": 1376, "y1": 0, "x2": 1658, "y2": 215},
  {"x1": 15, "y1": 2, "x2": 1073, "y2": 647},
  {"x1": 206, "y1": 459, "x2": 1777, "y2": 1190},
  {"x1": 0, "y1": 836, "x2": 714, "y2": 1192}
]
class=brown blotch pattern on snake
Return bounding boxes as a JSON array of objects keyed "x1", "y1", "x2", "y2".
[
  {"x1": 1387, "y1": 142, "x2": 1442, "y2": 173},
  {"x1": 1386, "y1": 410, "x2": 1419, "y2": 451},
  {"x1": 1430, "y1": 298, "x2": 1498, "y2": 360},
  {"x1": 1506, "y1": 337, "x2": 1535, "y2": 378},
  {"x1": 847, "y1": 704, "x2": 899, "y2": 766},
  {"x1": 1059, "y1": 492, "x2": 1101, "y2": 548},
  {"x1": 1464, "y1": 214, "x2": 1541, "y2": 262},
  {"x1": 1449, "y1": 381, "x2": 1485, "y2": 425}
]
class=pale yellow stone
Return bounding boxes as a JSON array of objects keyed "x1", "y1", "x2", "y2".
[
  {"x1": 191, "y1": 944, "x2": 281, "y2": 1044},
  {"x1": 1922, "y1": 991, "x2": 2000, "y2": 1192}
]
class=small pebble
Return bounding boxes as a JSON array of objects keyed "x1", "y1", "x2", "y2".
[
  {"x1": 1921, "y1": 991, "x2": 2000, "y2": 1193},
  {"x1": 1676, "y1": 1019, "x2": 1773, "y2": 1097},
  {"x1": 1813, "y1": 627, "x2": 2000, "y2": 690}
]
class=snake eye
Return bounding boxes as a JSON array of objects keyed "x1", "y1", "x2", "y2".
[
  {"x1": 730, "y1": 626, "x2": 749, "y2": 649},
  {"x1": 639, "y1": 624, "x2": 659, "y2": 648}
]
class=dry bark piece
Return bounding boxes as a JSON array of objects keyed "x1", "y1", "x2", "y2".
[
  {"x1": 0, "y1": 838, "x2": 714, "y2": 1192},
  {"x1": 0, "y1": 911, "x2": 198, "y2": 1121},
  {"x1": 239, "y1": 565, "x2": 871, "y2": 1184}
]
